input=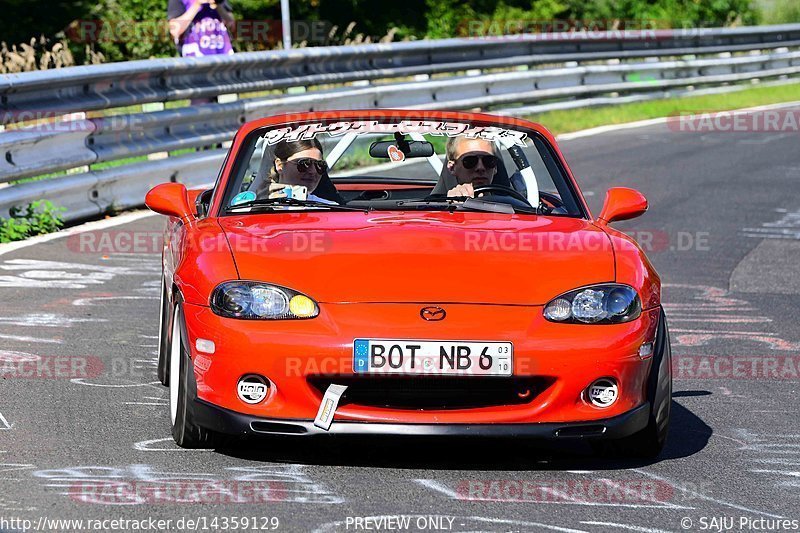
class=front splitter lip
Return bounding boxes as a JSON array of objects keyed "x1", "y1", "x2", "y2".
[{"x1": 192, "y1": 398, "x2": 650, "y2": 439}]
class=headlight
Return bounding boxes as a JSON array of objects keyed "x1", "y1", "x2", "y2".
[
  {"x1": 544, "y1": 284, "x2": 641, "y2": 324},
  {"x1": 211, "y1": 281, "x2": 319, "y2": 319}
]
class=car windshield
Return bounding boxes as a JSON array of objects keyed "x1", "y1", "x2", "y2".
[{"x1": 221, "y1": 119, "x2": 584, "y2": 217}]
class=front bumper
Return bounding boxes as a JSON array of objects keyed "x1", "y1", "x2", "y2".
[
  {"x1": 183, "y1": 301, "x2": 661, "y2": 425},
  {"x1": 193, "y1": 398, "x2": 651, "y2": 439}
]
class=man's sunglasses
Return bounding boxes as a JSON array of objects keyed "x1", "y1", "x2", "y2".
[
  {"x1": 459, "y1": 154, "x2": 498, "y2": 169},
  {"x1": 287, "y1": 158, "x2": 328, "y2": 173}
]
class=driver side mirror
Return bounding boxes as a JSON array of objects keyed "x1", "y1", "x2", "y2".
[
  {"x1": 145, "y1": 183, "x2": 195, "y2": 223},
  {"x1": 597, "y1": 187, "x2": 648, "y2": 225}
]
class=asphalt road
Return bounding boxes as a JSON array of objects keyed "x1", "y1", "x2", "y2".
[{"x1": 1, "y1": 112, "x2": 799, "y2": 533}]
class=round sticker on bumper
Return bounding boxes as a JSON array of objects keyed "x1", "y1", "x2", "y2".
[
  {"x1": 588, "y1": 379, "x2": 618, "y2": 407},
  {"x1": 237, "y1": 375, "x2": 268, "y2": 404}
]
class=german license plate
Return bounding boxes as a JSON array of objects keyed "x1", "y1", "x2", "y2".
[{"x1": 353, "y1": 339, "x2": 513, "y2": 376}]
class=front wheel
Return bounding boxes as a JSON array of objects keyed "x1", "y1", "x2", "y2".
[
  {"x1": 595, "y1": 401, "x2": 670, "y2": 459},
  {"x1": 594, "y1": 309, "x2": 672, "y2": 459},
  {"x1": 169, "y1": 301, "x2": 216, "y2": 449},
  {"x1": 156, "y1": 278, "x2": 171, "y2": 386}
]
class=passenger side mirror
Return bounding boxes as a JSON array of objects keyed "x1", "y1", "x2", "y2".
[
  {"x1": 597, "y1": 187, "x2": 648, "y2": 225},
  {"x1": 145, "y1": 183, "x2": 195, "y2": 223}
]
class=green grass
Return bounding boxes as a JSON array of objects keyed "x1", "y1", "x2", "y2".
[{"x1": 524, "y1": 82, "x2": 800, "y2": 135}]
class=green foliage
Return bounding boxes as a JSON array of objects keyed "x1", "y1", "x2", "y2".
[
  {"x1": 1, "y1": 0, "x2": 93, "y2": 45},
  {"x1": 760, "y1": 0, "x2": 800, "y2": 24},
  {"x1": 83, "y1": 0, "x2": 175, "y2": 62},
  {"x1": 0, "y1": 201, "x2": 66, "y2": 243},
  {"x1": 424, "y1": 0, "x2": 759, "y2": 38}
]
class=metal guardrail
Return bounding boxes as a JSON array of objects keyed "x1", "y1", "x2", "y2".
[{"x1": 2, "y1": 24, "x2": 800, "y2": 222}]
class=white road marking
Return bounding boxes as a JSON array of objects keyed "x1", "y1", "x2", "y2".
[
  {"x1": 0, "y1": 333, "x2": 61, "y2": 344},
  {"x1": 0, "y1": 412, "x2": 11, "y2": 430},
  {"x1": 70, "y1": 379, "x2": 161, "y2": 388},
  {"x1": 414, "y1": 479, "x2": 461, "y2": 498},
  {"x1": 72, "y1": 296, "x2": 158, "y2": 306},
  {"x1": 0, "y1": 314, "x2": 106, "y2": 327},
  {"x1": 632, "y1": 469, "x2": 784, "y2": 518},
  {"x1": 465, "y1": 516, "x2": 589, "y2": 533},
  {"x1": 0, "y1": 463, "x2": 36, "y2": 475},
  {"x1": 1, "y1": 259, "x2": 158, "y2": 274},
  {"x1": 0, "y1": 350, "x2": 41, "y2": 363},
  {"x1": 580, "y1": 521, "x2": 673, "y2": 533},
  {"x1": 751, "y1": 469, "x2": 800, "y2": 477},
  {"x1": 133, "y1": 437, "x2": 212, "y2": 453},
  {"x1": 0, "y1": 259, "x2": 157, "y2": 289},
  {"x1": 742, "y1": 208, "x2": 800, "y2": 240}
]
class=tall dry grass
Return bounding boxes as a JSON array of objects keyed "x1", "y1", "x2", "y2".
[
  {"x1": 0, "y1": 37, "x2": 104, "y2": 74},
  {"x1": 234, "y1": 22, "x2": 407, "y2": 52},
  {"x1": 4, "y1": 21, "x2": 402, "y2": 72}
]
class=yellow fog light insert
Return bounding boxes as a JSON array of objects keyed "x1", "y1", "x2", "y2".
[{"x1": 289, "y1": 294, "x2": 318, "y2": 317}]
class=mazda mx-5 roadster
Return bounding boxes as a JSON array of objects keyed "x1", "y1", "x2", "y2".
[{"x1": 145, "y1": 109, "x2": 671, "y2": 457}]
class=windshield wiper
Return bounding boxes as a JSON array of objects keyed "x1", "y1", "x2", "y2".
[{"x1": 226, "y1": 197, "x2": 367, "y2": 212}]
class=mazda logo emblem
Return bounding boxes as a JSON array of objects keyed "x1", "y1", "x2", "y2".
[{"x1": 420, "y1": 306, "x2": 446, "y2": 321}]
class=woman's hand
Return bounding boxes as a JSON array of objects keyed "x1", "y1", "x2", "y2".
[{"x1": 268, "y1": 183, "x2": 308, "y2": 201}]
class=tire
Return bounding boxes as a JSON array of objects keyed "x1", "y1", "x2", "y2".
[
  {"x1": 593, "y1": 309, "x2": 672, "y2": 459},
  {"x1": 169, "y1": 301, "x2": 216, "y2": 449},
  {"x1": 156, "y1": 277, "x2": 171, "y2": 386}
]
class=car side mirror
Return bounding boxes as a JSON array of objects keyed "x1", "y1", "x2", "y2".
[
  {"x1": 597, "y1": 187, "x2": 648, "y2": 225},
  {"x1": 145, "y1": 183, "x2": 195, "y2": 223}
]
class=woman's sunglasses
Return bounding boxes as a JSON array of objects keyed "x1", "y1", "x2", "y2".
[
  {"x1": 287, "y1": 158, "x2": 328, "y2": 173},
  {"x1": 459, "y1": 154, "x2": 498, "y2": 169}
]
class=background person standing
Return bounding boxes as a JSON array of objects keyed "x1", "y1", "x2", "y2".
[{"x1": 168, "y1": 0, "x2": 234, "y2": 57}]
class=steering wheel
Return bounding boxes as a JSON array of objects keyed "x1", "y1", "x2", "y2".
[{"x1": 473, "y1": 184, "x2": 533, "y2": 206}]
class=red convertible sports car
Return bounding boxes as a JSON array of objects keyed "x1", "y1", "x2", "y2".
[{"x1": 145, "y1": 109, "x2": 671, "y2": 457}]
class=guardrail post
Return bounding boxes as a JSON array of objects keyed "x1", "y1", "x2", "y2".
[{"x1": 143, "y1": 103, "x2": 169, "y2": 161}]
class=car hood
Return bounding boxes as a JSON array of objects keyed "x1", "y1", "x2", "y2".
[{"x1": 218, "y1": 211, "x2": 615, "y2": 305}]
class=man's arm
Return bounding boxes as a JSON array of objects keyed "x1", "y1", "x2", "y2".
[
  {"x1": 212, "y1": 0, "x2": 235, "y2": 27},
  {"x1": 168, "y1": 0, "x2": 203, "y2": 43}
]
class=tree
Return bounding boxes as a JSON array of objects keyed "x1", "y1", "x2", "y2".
[{"x1": 2, "y1": 0, "x2": 93, "y2": 43}]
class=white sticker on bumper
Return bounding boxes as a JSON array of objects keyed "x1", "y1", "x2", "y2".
[{"x1": 313, "y1": 384, "x2": 348, "y2": 431}]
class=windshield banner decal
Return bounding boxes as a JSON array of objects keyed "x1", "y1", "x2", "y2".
[{"x1": 263, "y1": 121, "x2": 528, "y2": 147}]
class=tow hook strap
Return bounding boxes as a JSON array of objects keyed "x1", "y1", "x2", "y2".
[{"x1": 313, "y1": 384, "x2": 348, "y2": 431}]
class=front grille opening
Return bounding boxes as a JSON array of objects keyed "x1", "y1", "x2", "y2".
[{"x1": 308, "y1": 376, "x2": 554, "y2": 410}]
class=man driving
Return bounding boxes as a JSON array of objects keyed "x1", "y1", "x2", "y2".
[{"x1": 445, "y1": 137, "x2": 500, "y2": 198}]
